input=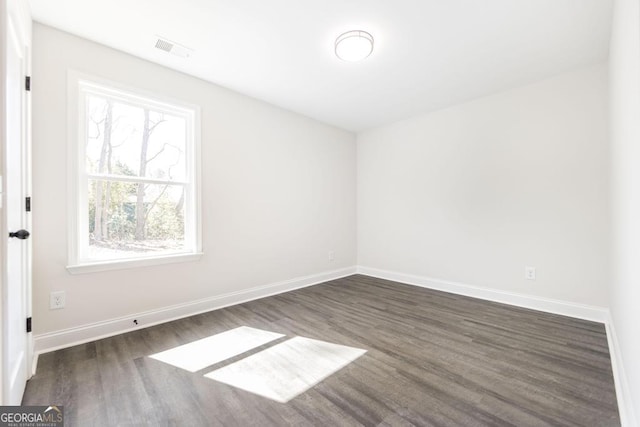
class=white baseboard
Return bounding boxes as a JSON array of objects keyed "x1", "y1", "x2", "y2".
[
  {"x1": 356, "y1": 266, "x2": 609, "y2": 322},
  {"x1": 605, "y1": 314, "x2": 638, "y2": 427},
  {"x1": 31, "y1": 353, "x2": 38, "y2": 377},
  {"x1": 34, "y1": 266, "x2": 357, "y2": 356}
]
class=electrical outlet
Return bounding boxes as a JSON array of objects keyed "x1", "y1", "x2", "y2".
[
  {"x1": 525, "y1": 266, "x2": 536, "y2": 281},
  {"x1": 50, "y1": 291, "x2": 66, "y2": 310},
  {"x1": 328, "y1": 250, "x2": 335, "y2": 262}
]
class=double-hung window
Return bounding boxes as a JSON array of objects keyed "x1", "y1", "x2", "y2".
[{"x1": 68, "y1": 75, "x2": 201, "y2": 273}]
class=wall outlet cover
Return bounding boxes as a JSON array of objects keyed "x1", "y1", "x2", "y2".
[
  {"x1": 50, "y1": 291, "x2": 66, "y2": 310},
  {"x1": 525, "y1": 266, "x2": 536, "y2": 280}
]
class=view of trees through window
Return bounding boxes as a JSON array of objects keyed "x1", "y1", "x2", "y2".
[{"x1": 85, "y1": 92, "x2": 189, "y2": 260}]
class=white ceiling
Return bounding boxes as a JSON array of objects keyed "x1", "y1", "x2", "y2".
[{"x1": 29, "y1": 0, "x2": 612, "y2": 132}]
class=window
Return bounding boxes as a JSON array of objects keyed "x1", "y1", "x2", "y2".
[{"x1": 68, "y1": 75, "x2": 201, "y2": 273}]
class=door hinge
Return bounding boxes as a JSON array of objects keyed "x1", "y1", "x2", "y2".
[
  {"x1": 25, "y1": 76, "x2": 31, "y2": 91},
  {"x1": 26, "y1": 317, "x2": 32, "y2": 333},
  {"x1": 25, "y1": 196, "x2": 31, "y2": 212}
]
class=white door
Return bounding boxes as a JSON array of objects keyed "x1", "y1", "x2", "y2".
[{"x1": 2, "y1": 0, "x2": 31, "y2": 406}]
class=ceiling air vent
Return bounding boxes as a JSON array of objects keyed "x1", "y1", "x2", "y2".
[
  {"x1": 155, "y1": 38, "x2": 174, "y2": 52},
  {"x1": 154, "y1": 37, "x2": 192, "y2": 58}
]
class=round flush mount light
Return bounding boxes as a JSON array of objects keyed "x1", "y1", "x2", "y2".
[{"x1": 335, "y1": 30, "x2": 374, "y2": 62}]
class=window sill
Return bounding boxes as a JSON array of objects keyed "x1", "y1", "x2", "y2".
[{"x1": 66, "y1": 252, "x2": 203, "y2": 275}]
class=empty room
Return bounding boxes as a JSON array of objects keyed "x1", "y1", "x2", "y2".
[{"x1": 1, "y1": 0, "x2": 639, "y2": 425}]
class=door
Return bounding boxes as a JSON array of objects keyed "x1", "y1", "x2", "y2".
[{"x1": 1, "y1": 0, "x2": 31, "y2": 405}]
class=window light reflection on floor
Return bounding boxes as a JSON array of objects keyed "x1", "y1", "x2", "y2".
[
  {"x1": 149, "y1": 326, "x2": 284, "y2": 372},
  {"x1": 205, "y1": 336, "x2": 367, "y2": 403},
  {"x1": 148, "y1": 326, "x2": 367, "y2": 402}
]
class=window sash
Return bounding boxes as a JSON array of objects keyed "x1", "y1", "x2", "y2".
[
  {"x1": 80, "y1": 178, "x2": 194, "y2": 264},
  {"x1": 71, "y1": 74, "x2": 201, "y2": 269},
  {"x1": 86, "y1": 173, "x2": 189, "y2": 186},
  {"x1": 80, "y1": 80, "x2": 193, "y2": 119}
]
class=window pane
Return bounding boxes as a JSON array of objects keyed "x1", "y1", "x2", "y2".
[
  {"x1": 85, "y1": 94, "x2": 187, "y2": 181},
  {"x1": 87, "y1": 179, "x2": 186, "y2": 260}
]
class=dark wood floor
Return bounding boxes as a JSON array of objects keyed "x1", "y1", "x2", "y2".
[{"x1": 23, "y1": 275, "x2": 620, "y2": 426}]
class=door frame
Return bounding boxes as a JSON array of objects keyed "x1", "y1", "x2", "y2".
[{"x1": 1, "y1": 0, "x2": 32, "y2": 405}]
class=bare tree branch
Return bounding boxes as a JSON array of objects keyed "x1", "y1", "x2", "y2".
[
  {"x1": 143, "y1": 183, "x2": 170, "y2": 225},
  {"x1": 93, "y1": 100, "x2": 113, "y2": 241},
  {"x1": 145, "y1": 144, "x2": 168, "y2": 165},
  {"x1": 147, "y1": 115, "x2": 166, "y2": 135}
]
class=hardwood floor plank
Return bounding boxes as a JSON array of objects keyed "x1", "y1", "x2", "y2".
[{"x1": 23, "y1": 275, "x2": 620, "y2": 426}]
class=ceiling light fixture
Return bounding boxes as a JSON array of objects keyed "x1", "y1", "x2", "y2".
[{"x1": 335, "y1": 30, "x2": 374, "y2": 62}]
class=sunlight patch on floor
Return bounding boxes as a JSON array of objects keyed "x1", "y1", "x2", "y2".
[
  {"x1": 204, "y1": 336, "x2": 366, "y2": 403},
  {"x1": 149, "y1": 326, "x2": 284, "y2": 372}
]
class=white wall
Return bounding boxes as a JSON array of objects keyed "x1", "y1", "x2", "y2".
[
  {"x1": 609, "y1": 0, "x2": 640, "y2": 423},
  {"x1": 29, "y1": 18, "x2": 636, "y2": 421},
  {"x1": 31, "y1": 24, "x2": 356, "y2": 337},
  {"x1": 358, "y1": 64, "x2": 609, "y2": 307}
]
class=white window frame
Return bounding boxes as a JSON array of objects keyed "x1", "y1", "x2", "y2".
[{"x1": 66, "y1": 71, "x2": 202, "y2": 274}]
